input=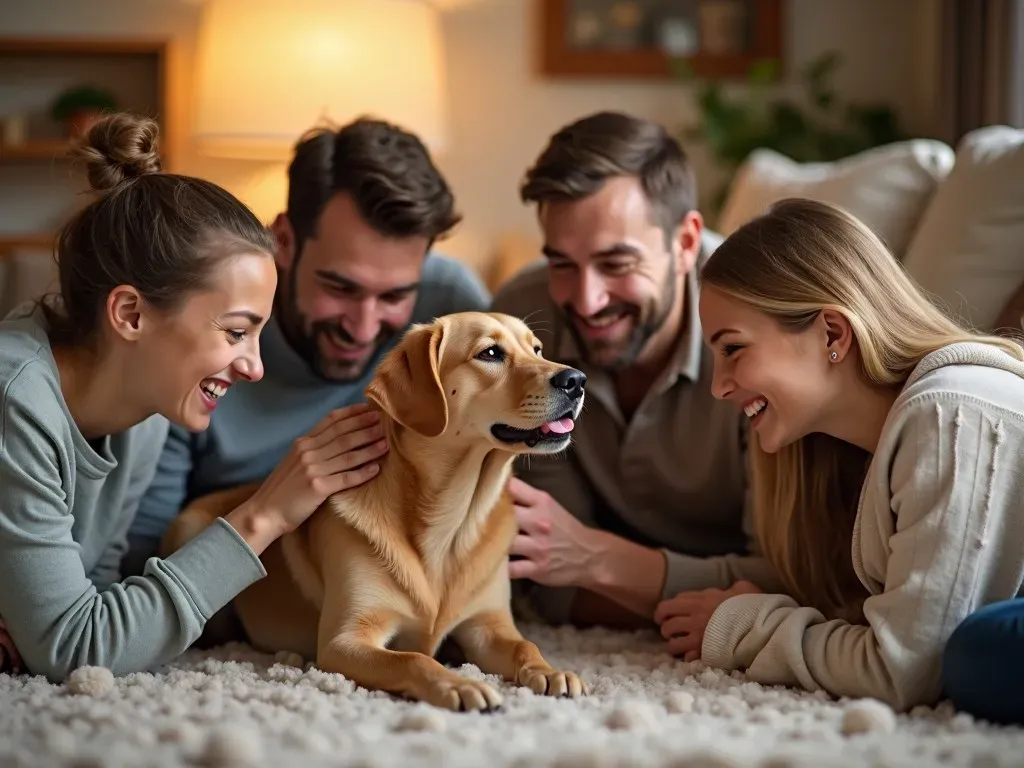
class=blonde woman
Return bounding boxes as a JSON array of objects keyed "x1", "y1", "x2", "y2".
[{"x1": 654, "y1": 198, "x2": 1024, "y2": 713}]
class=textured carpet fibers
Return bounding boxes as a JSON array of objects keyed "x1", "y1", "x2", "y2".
[{"x1": 0, "y1": 624, "x2": 1020, "y2": 767}]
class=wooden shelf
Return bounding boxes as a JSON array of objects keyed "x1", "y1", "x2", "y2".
[
  {"x1": 0, "y1": 36, "x2": 171, "y2": 168},
  {"x1": 0, "y1": 36, "x2": 170, "y2": 287},
  {"x1": 538, "y1": 0, "x2": 784, "y2": 80},
  {"x1": 0, "y1": 140, "x2": 72, "y2": 162},
  {"x1": 0, "y1": 233, "x2": 55, "y2": 260}
]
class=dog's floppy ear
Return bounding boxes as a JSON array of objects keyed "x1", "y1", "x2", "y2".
[{"x1": 365, "y1": 322, "x2": 448, "y2": 437}]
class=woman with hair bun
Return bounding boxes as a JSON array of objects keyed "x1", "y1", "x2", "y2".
[
  {"x1": 653, "y1": 197, "x2": 1024, "y2": 713},
  {"x1": 0, "y1": 113, "x2": 386, "y2": 681}
]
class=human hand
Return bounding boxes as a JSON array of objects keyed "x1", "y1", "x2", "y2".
[
  {"x1": 654, "y1": 580, "x2": 762, "y2": 661},
  {"x1": 245, "y1": 403, "x2": 388, "y2": 538},
  {"x1": 507, "y1": 476, "x2": 601, "y2": 587}
]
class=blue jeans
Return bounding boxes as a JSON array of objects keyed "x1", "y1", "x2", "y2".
[{"x1": 942, "y1": 598, "x2": 1024, "y2": 725}]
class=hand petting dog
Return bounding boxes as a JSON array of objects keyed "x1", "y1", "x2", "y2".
[
  {"x1": 655, "y1": 580, "x2": 762, "y2": 661},
  {"x1": 507, "y1": 477, "x2": 603, "y2": 587}
]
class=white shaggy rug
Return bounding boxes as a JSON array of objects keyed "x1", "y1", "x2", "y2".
[{"x1": 1, "y1": 625, "x2": 1022, "y2": 768}]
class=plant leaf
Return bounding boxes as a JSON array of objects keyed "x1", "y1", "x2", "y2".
[
  {"x1": 747, "y1": 58, "x2": 780, "y2": 85},
  {"x1": 671, "y1": 58, "x2": 696, "y2": 82},
  {"x1": 677, "y1": 47, "x2": 903, "y2": 179}
]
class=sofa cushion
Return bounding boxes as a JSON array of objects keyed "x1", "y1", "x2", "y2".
[
  {"x1": 717, "y1": 140, "x2": 956, "y2": 259},
  {"x1": 901, "y1": 126, "x2": 1024, "y2": 333}
]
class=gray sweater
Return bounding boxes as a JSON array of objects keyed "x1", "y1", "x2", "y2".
[{"x1": 0, "y1": 304, "x2": 266, "y2": 682}]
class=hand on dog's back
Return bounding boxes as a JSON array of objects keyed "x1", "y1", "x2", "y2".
[{"x1": 232, "y1": 404, "x2": 388, "y2": 544}]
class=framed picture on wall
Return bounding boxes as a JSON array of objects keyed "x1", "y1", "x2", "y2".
[{"x1": 538, "y1": 0, "x2": 783, "y2": 79}]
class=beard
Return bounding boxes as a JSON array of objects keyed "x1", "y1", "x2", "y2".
[
  {"x1": 562, "y1": 261, "x2": 677, "y2": 371},
  {"x1": 292, "y1": 315, "x2": 398, "y2": 382},
  {"x1": 277, "y1": 269, "x2": 398, "y2": 383}
]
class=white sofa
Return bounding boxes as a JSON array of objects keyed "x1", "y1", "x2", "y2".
[{"x1": 717, "y1": 125, "x2": 1024, "y2": 335}]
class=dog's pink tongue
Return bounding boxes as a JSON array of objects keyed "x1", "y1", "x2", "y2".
[{"x1": 540, "y1": 417, "x2": 575, "y2": 435}]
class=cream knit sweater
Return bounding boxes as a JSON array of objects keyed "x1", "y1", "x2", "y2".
[{"x1": 701, "y1": 342, "x2": 1024, "y2": 712}]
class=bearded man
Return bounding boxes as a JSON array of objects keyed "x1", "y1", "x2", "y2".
[
  {"x1": 492, "y1": 111, "x2": 782, "y2": 632},
  {"x1": 126, "y1": 117, "x2": 489, "y2": 576}
]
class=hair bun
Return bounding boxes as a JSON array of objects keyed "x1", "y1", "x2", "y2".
[{"x1": 71, "y1": 112, "x2": 162, "y2": 193}]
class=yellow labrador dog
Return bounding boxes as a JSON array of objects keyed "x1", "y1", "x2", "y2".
[{"x1": 161, "y1": 311, "x2": 588, "y2": 711}]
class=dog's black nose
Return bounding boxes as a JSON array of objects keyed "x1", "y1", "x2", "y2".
[{"x1": 550, "y1": 368, "x2": 587, "y2": 399}]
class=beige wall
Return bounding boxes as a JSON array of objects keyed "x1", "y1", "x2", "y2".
[
  {"x1": 437, "y1": 0, "x2": 941, "y2": 277},
  {"x1": 1, "y1": 0, "x2": 941, "y2": 284}
]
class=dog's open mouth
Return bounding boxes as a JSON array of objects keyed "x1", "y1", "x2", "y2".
[{"x1": 491, "y1": 413, "x2": 575, "y2": 448}]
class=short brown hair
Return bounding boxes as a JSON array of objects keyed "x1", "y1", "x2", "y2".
[
  {"x1": 44, "y1": 112, "x2": 275, "y2": 348},
  {"x1": 286, "y1": 117, "x2": 461, "y2": 255},
  {"x1": 520, "y1": 111, "x2": 696, "y2": 238}
]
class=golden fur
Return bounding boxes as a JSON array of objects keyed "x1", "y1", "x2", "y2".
[{"x1": 161, "y1": 311, "x2": 588, "y2": 711}]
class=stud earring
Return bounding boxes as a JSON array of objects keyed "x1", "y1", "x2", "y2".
[{"x1": 830, "y1": 351, "x2": 838, "y2": 361}]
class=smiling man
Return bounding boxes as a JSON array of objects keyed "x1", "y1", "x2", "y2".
[
  {"x1": 124, "y1": 117, "x2": 490, "y2": 594},
  {"x1": 492, "y1": 111, "x2": 786, "y2": 632}
]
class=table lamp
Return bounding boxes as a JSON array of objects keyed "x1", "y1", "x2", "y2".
[{"x1": 192, "y1": 0, "x2": 449, "y2": 160}]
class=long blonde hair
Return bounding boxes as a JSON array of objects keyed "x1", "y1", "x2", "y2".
[{"x1": 701, "y1": 198, "x2": 1024, "y2": 620}]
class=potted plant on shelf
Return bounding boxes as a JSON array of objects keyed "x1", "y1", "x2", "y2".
[
  {"x1": 50, "y1": 85, "x2": 118, "y2": 138},
  {"x1": 674, "y1": 51, "x2": 905, "y2": 216}
]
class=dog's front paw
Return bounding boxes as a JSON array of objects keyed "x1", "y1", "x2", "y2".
[
  {"x1": 518, "y1": 666, "x2": 587, "y2": 698},
  {"x1": 427, "y1": 677, "x2": 504, "y2": 712}
]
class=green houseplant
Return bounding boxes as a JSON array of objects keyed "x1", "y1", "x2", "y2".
[
  {"x1": 50, "y1": 85, "x2": 118, "y2": 138},
  {"x1": 675, "y1": 51, "x2": 905, "y2": 214}
]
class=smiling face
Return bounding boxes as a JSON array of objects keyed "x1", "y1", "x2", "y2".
[
  {"x1": 273, "y1": 193, "x2": 428, "y2": 382},
  {"x1": 366, "y1": 312, "x2": 587, "y2": 455},
  {"x1": 699, "y1": 285, "x2": 834, "y2": 453},
  {"x1": 539, "y1": 176, "x2": 700, "y2": 371},
  {"x1": 138, "y1": 252, "x2": 277, "y2": 431}
]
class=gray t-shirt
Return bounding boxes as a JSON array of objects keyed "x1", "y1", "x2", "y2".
[{"x1": 0, "y1": 304, "x2": 266, "y2": 681}]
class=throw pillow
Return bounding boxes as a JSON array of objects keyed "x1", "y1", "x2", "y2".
[
  {"x1": 717, "y1": 140, "x2": 955, "y2": 259},
  {"x1": 901, "y1": 126, "x2": 1024, "y2": 333}
]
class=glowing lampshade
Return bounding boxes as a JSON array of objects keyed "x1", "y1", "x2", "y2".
[{"x1": 192, "y1": 0, "x2": 448, "y2": 159}]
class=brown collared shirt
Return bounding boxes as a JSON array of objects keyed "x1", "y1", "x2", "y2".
[{"x1": 491, "y1": 237, "x2": 784, "y2": 624}]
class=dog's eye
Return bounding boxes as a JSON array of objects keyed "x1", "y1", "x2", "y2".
[
  {"x1": 534, "y1": 345, "x2": 543, "y2": 357},
  {"x1": 476, "y1": 345, "x2": 505, "y2": 362}
]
